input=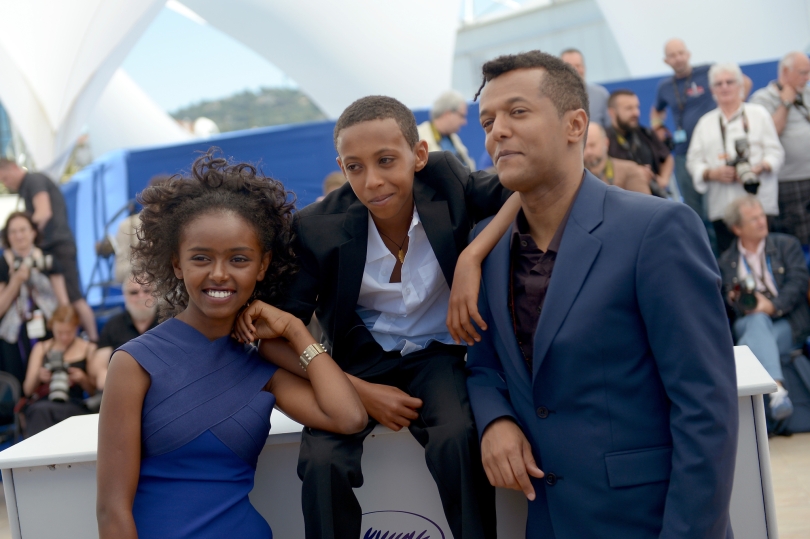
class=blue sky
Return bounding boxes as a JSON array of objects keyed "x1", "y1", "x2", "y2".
[{"x1": 122, "y1": 1, "x2": 524, "y2": 113}]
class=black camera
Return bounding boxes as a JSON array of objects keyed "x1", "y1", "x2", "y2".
[
  {"x1": 44, "y1": 350, "x2": 70, "y2": 402},
  {"x1": 12, "y1": 252, "x2": 53, "y2": 273},
  {"x1": 734, "y1": 274, "x2": 758, "y2": 313},
  {"x1": 727, "y1": 139, "x2": 759, "y2": 194}
]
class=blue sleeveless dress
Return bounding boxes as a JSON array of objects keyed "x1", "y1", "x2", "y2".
[{"x1": 118, "y1": 318, "x2": 279, "y2": 539}]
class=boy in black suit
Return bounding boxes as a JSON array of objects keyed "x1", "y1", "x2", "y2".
[{"x1": 261, "y1": 96, "x2": 516, "y2": 539}]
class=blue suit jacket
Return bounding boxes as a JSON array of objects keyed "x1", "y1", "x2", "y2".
[{"x1": 467, "y1": 172, "x2": 738, "y2": 539}]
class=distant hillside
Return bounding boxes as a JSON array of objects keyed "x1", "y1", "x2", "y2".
[{"x1": 171, "y1": 87, "x2": 327, "y2": 133}]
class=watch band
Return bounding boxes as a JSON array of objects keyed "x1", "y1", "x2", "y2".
[
  {"x1": 782, "y1": 100, "x2": 793, "y2": 109},
  {"x1": 299, "y1": 342, "x2": 326, "y2": 371}
]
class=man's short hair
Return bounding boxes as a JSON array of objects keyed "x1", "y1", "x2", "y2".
[
  {"x1": 0, "y1": 158, "x2": 17, "y2": 170},
  {"x1": 333, "y1": 95, "x2": 419, "y2": 149},
  {"x1": 474, "y1": 50, "x2": 589, "y2": 120},
  {"x1": 708, "y1": 63, "x2": 744, "y2": 89},
  {"x1": 723, "y1": 194, "x2": 763, "y2": 229},
  {"x1": 430, "y1": 90, "x2": 467, "y2": 121},
  {"x1": 608, "y1": 89, "x2": 637, "y2": 109},
  {"x1": 559, "y1": 48, "x2": 583, "y2": 59},
  {"x1": 778, "y1": 51, "x2": 806, "y2": 74}
]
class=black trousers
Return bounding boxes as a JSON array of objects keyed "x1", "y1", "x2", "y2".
[{"x1": 297, "y1": 343, "x2": 496, "y2": 539}]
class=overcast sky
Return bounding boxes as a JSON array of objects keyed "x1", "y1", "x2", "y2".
[{"x1": 122, "y1": 1, "x2": 524, "y2": 113}]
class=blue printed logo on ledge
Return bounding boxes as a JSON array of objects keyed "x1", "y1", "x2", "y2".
[{"x1": 361, "y1": 510, "x2": 446, "y2": 539}]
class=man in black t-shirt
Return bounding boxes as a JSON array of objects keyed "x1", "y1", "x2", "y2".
[
  {"x1": 92, "y1": 275, "x2": 157, "y2": 390},
  {"x1": 0, "y1": 159, "x2": 98, "y2": 340},
  {"x1": 606, "y1": 89, "x2": 674, "y2": 197}
]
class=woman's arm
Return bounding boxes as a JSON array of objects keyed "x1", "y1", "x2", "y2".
[
  {"x1": 97, "y1": 351, "x2": 149, "y2": 539},
  {"x1": 69, "y1": 342, "x2": 98, "y2": 395},
  {"x1": 0, "y1": 265, "x2": 29, "y2": 316},
  {"x1": 23, "y1": 341, "x2": 46, "y2": 396},
  {"x1": 235, "y1": 302, "x2": 367, "y2": 434},
  {"x1": 447, "y1": 192, "x2": 521, "y2": 345},
  {"x1": 49, "y1": 274, "x2": 70, "y2": 306}
]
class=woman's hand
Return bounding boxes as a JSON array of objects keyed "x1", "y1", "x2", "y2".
[
  {"x1": 10, "y1": 263, "x2": 30, "y2": 284},
  {"x1": 233, "y1": 300, "x2": 301, "y2": 344},
  {"x1": 447, "y1": 251, "x2": 486, "y2": 345},
  {"x1": 38, "y1": 367, "x2": 52, "y2": 385}
]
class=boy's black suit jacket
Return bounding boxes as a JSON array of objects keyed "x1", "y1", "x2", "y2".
[{"x1": 279, "y1": 151, "x2": 510, "y2": 378}]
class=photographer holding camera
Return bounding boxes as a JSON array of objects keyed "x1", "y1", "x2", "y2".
[
  {"x1": 688, "y1": 62, "x2": 784, "y2": 253},
  {"x1": 0, "y1": 212, "x2": 70, "y2": 383},
  {"x1": 718, "y1": 195, "x2": 810, "y2": 422},
  {"x1": 21, "y1": 305, "x2": 97, "y2": 437}
]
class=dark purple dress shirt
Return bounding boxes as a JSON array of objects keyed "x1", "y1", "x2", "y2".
[{"x1": 510, "y1": 204, "x2": 574, "y2": 370}]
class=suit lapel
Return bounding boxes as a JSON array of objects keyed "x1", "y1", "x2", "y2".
[
  {"x1": 485, "y1": 229, "x2": 532, "y2": 385},
  {"x1": 414, "y1": 181, "x2": 456, "y2": 287},
  {"x1": 532, "y1": 174, "x2": 606, "y2": 379},
  {"x1": 334, "y1": 201, "x2": 369, "y2": 336}
]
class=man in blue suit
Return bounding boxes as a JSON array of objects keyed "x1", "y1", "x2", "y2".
[{"x1": 467, "y1": 51, "x2": 739, "y2": 538}]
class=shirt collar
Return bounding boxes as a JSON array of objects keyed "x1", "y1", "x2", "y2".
[
  {"x1": 366, "y1": 207, "x2": 420, "y2": 263},
  {"x1": 738, "y1": 237, "x2": 766, "y2": 258},
  {"x1": 721, "y1": 104, "x2": 746, "y2": 125}
]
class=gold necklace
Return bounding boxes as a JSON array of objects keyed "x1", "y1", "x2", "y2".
[{"x1": 378, "y1": 229, "x2": 408, "y2": 264}]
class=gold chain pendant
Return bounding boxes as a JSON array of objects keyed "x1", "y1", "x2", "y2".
[{"x1": 397, "y1": 249, "x2": 405, "y2": 264}]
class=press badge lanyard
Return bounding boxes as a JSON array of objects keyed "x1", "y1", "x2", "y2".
[
  {"x1": 741, "y1": 252, "x2": 776, "y2": 295},
  {"x1": 671, "y1": 73, "x2": 692, "y2": 130},
  {"x1": 719, "y1": 108, "x2": 749, "y2": 158}
]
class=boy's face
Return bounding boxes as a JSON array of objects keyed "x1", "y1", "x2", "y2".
[{"x1": 336, "y1": 118, "x2": 428, "y2": 224}]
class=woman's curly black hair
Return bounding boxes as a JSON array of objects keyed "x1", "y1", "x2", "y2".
[{"x1": 132, "y1": 150, "x2": 297, "y2": 320}]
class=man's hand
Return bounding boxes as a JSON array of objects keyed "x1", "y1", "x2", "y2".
[
  {"x1": 778, "y1": 79, "x2": 797, "y2": 105},
  {"x1": 751, "y1": 162, "x2": 771, "y2": 176},
  {"x1": 355, "y1": 380, "x2": 422, "y2": 431},
  {"x1": 481, "y1": 418, "x2": 544, "y2": 500},
  {"x1": 753, "y1": 292, "x2": 776, "y2": 316},
  {"x1": 709, "y1": 166, "x2": 736, "y2": 184},
  {"x1": 447, "y1": 251, "x2": 486, "y2": 345}
]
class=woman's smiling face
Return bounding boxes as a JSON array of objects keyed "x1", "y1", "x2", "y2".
[
  {"x1": 6, "y1": 215, "x2": 36, "y2": 254},
  {"x1": 172, "y1": 210, "x2": 270, "y2": 338}
]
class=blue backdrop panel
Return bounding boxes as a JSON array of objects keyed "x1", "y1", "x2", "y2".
[
  {"x1": 63, "y1": 59, "x2": 779, "y2": 306},
  {"x1": 62, "y1": 151, "x2": 129, "y2": 305}
]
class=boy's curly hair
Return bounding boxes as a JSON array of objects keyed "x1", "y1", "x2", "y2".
[{"x1": 132, "y1": 150, "x2": 297, "y2": 320}]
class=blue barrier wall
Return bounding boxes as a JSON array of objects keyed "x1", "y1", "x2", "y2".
[{"x1": 64, "y1": 59, "x2": 780, "y2": 305}]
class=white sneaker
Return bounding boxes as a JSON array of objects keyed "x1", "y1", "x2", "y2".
[{"x1": 770, "y1": 385, "x2": 794, "y2": 421}]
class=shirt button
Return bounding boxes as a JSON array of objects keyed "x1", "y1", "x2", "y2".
[
  {"x1": 405, "y1": 287, "x2": 410, "y2": 294},
  {"x1": 521, "y1": 240, "x2": 528, "y2": 247},
  {"x1": 545, "y1": 473, "x2": 557, "y2": 486},
  {"x1": 537, "y1": 306, "x2": 542, "y2": 314},
  {"x1": 536, "y1": 406, "x2": 549, "y2": 419}
]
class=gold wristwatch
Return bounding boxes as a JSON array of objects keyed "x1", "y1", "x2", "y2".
[{"x1": 299, "y1": 343, "x2": 326, "y2": 371}]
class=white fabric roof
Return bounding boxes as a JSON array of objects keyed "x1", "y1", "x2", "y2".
[
  {"x1": 0, "y1": 0, "x2": 166, "y2": 173},
  {"x1": 595, "y1": 0, "x2": 810, "y2": 78},
  {"x1": 177, "y1": 0, "x2": 462, "y2": 117},
  {"x1": 86, "y1": 69, "x2": 192, "y2": 158}
]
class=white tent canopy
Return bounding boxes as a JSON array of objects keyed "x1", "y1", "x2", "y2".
[
  {"x1": 86, "y1": 69, "x2": 192, "y2": 159},
  {"x1": 0, "y1": 0, "x2": 166, "y2": 173},
  {"x1": 177, "y1": 0, "x2": 462, "y2": 118},
  {"x1": 595, "y1": 0, "x2": 810, "y2": 78}
]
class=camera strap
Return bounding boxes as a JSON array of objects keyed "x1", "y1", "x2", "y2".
[
  {"x1": 671, "y1": 72, "x2": 693, "y2": 129},
  {"x1": 741, "y1": 252, "x2": 777, "y2": 297},
  {"x1": 719, "y1": 107, "x2": 749, "y2": 159}
]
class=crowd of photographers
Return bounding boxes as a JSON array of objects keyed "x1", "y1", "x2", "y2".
[
  {"x1": 2, "y1": 38, "x2": 810, "y2": 436},
  {"x1": 585, "y1": 40, "x2": 810, "y2": 428}
]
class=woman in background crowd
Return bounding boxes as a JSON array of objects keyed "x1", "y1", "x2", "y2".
[
  {"x1": 22, "y1": 305, "x2": 97, "y2": 436},
  {"x1": 0, "y1": 212, "x2": 69, "y2": 383}
]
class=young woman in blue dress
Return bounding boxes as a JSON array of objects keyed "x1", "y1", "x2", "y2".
[{"x1": 96, "y1": 152, "x2": 367, "y2": 539}]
